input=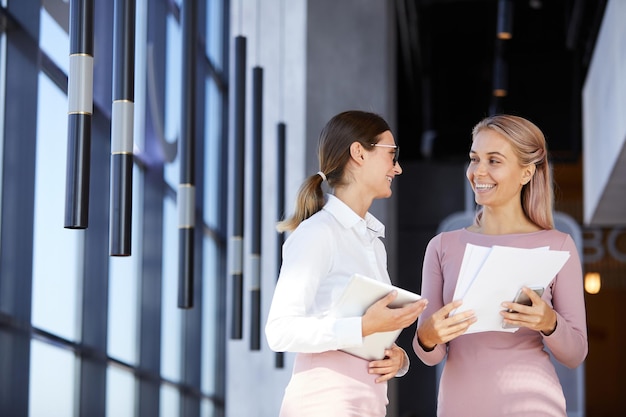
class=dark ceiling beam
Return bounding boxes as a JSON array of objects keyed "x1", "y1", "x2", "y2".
[
  {"x1": 581, "y1": 0, "x2": 608, "y2": 70},
  {"x1": 565, "y1": 0, "x2": 585, "y2": 50},
  {"x1": 396, "y1": 0, "x2": 422, "y2": 94}
]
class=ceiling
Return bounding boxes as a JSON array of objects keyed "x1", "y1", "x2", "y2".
[{"x1": 396, "y1": 0, "x2": 607, "y2": 163}]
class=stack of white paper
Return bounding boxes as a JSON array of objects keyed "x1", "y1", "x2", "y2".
[{"x1": 452, "y1": 244, "x2": 570, "y2": 334}]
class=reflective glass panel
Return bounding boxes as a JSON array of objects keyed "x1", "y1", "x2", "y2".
[
  {"x1": 160, "y1": 384, "x2": 180, "y2": 417},
  {"x1": 106, "y1": 366, "x2": 136, "y2": 417},
  {"x1": 107, "y1": 165, "x2": 142, "y2": 364},
  {"x1": 0, "y1": 32, "x2": 5, "y2": 216},
  {"x1": 164, "y1": 15, "x2": 181, "y2": 187},
  {"x1": 206, "y1": 0, "x2": 225, "y2": 70},
  {"x1": 161, "y1": 196, "x2": 182, "y2": 382},
  {"x1": 39, "y1": 4, "x2": 69, "y2": 75},
  {"x1": 29, "y1": 340, "x2": 75, "y2": 417},
  {"x1": 201, "y1": 238, "x2": 219, "y2": 395},
  {"x1": 32, "y1": 72, "x2": 81, "y2": 341}
]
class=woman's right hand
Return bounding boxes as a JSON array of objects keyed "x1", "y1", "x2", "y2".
[
  {"x1": 416, "y1": 300, "x2": 476, "y2": 350},
  {"x1": 361, "y1": 291, "x2": 429, "y2": 337}
]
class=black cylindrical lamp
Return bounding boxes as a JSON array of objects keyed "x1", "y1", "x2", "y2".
[
  {"x1": 275, "y1": 121, "x2": 286, "y2": 368},
  {"x1": 109, "y1": 0, "x2": 136, "y2": 256},
  {"x1": 250, "y1": 66, "x2": 263, "y2": 350},
  {"x1": 489, "y1": 48, "x2": 508, "y2": 116},
  {"x1": 496, "y1": 0, "x2": 513, "y2": 40},
  {"x1": 178, "y1": 0, "x2": 197, "y2": 309},
  {"x1": 492, "y1": 51, "x2": 508, "y2": 98},
  {"x1": 276, "y1": 122, "x2": 286, "y2": 279},
  {"x1": 65, "y1": 0, "x2": 94, "y2": 229},
  {"x1": 230, "y1": 35, "x2": 246, "y2": 339}
]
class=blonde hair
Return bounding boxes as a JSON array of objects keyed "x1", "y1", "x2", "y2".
[
  {"x1": 277, "y1": 110, "x2": 391, "y2": 232},
  {"x1": 471, "y1": 114, "x2": 554, "y2": 229}
]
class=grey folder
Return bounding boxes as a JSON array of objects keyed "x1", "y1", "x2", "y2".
[{"x1": 330, "y1": 273, "x2": 421, "y2": 360}]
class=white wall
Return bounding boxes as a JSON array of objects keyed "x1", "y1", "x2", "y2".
[
  {"x1": 226, "y1": 1, "x2": 307, "y2": 416},
  {"x1": 582, "y1": 0, "x2": 626, "y2": 225}
]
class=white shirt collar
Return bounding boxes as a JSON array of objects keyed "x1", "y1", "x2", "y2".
[{"x1": 323, "y1": 194, "x2": 386, "y2": 239}]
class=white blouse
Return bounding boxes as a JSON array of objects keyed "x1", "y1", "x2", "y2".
[{"x1": 265, "y1": 194, "x2": 409, "y2": 374}]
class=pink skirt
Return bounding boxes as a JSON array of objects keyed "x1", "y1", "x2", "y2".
[{"x1": 279, "y1": 350, "x2": 388, "y2": 417}]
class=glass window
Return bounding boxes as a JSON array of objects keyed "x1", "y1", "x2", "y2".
[
  {"x1": 201, "y1": 239, "x2": 219, "y2": 395},
  {"x1": 31, "y1": 72, "x2": 82, "y2": 341},
  {"x1": 106, "y1": 366, "x2": 136, "y2": 417},
  {"x1": 201, "y1": 0, "x2": 227, "y2": 405},
  {"x1": 160, "y1": 384, "x2": 180, "y2": 417},
  {"x1": 28, "y1": 339, "x2": 76, "y2": 417},
  {"x1": 164, "y1": 15, "x2": 182, "y2": 187},
  {"x1": 2, "y1": 0, "x2": 229, "y2": 415},
  {"x1": 39, "y1": 5, "x2": 69, "y2": 75},
  {"x1": 107, "y1": 165, "x2": 142, "y2": 364},
  {"x1": 0, "y1": 32, "x2": 6, "y2": 222},
  {"x1": 161, "y1": 196, "x2": 182, "y2": 382},
  {"x1": 203, "y1": 82, "x2": 221, "y2": 227},
  {"x1": 201, "y1": 399, "x2": 216, "y2": 417},
  {"x1": 201, "y1": 82, "x2": 226, "y2": 398},
  {"x1": 206, "y1": 0, "x2": 225, "y2": 71}
]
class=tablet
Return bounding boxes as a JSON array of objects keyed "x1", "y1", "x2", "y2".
[{"x1": 330, "y1": 273, "x2": 422, "y2": 360}]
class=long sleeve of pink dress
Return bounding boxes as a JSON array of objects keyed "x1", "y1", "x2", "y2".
[{"x1": 413, "y1": 228, "x2": 588, "y2": 417}]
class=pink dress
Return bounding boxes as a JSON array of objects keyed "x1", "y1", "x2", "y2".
[
  {"x1": 413, "y1": 229, "x2": 588, "y2": 417},
  {"x1": 279, "y1": 350, "x2": 388, "y2": 417}
]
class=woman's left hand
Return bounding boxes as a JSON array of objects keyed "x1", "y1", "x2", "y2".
[
  {"x1": 368, "y1": 344, "x2": 406, "y2": 383},
  {"x1": 500, "y1": 286, "x2": 557, "y2": 335}
]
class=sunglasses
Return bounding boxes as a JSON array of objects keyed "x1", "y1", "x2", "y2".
[{"x1": 370, "y1": 143, "x2": 400, "y2": 165}]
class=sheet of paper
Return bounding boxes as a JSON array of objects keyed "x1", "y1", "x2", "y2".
[
  {"x1": 454, "y1": 245, "x2": 552, "y2": 303},
  {"x1": 453, "y1": 245, "x2": 570, "y2": 334},
  {"x1": 452, "y1": 243, "x2": 492, "y2": 301}
]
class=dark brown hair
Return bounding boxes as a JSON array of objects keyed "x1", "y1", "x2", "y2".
[{"x1": 277, "y1": 110, "x2": 391, "y2": 232}]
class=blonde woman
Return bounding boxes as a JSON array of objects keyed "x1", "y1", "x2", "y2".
[{"x1": 414, "y1": 114, "x2": 588, "y2": 417}]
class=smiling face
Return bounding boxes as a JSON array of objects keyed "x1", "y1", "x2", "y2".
[
  {"x1": 466, "y1": 129, "x2": 534, "y2": 210},
  {"x1": 364, "y1": 130, "x2": 402, "y2": 199}
]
